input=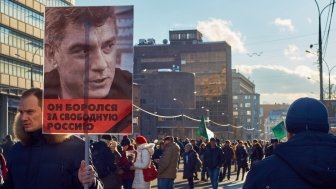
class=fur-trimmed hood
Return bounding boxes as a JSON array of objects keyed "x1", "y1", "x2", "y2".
[
  {"x1": 137, "y1": 143, "x2": 155, "y2": 156},
  {"x1": 13, "y1": 113, "x2": 71, "y2": 145}
]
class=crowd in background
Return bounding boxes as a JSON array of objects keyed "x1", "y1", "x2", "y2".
[{"x1": 0, "y1": 131, "x2": 280, "y2": 189}]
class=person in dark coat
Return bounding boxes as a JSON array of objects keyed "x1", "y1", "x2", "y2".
[
  {"x1": 117, "y1": 135, "x2": 135, "y2": 189},
  {"x1": 198, "y1": 142, "x2": 209, "y2": 181},
  {"x1": 1, "y1": 88, "x2": 102, "y2": 189},
  {"x1": 221, "y1": 140, "x2": 234, "y2": 180},
  {"x1": 235, "y1": 141, "x2": 248, "y2": 181},
  {"x1": 264, "y1": 138, "x2": 279, "y2": 157},
  {"x1": 91, "y1": 135, "x2": 117, "y2": 189},
  {"x1": 250, "y1": 139, "x2": 263, "y2": 166},
  {"x1": 203, "y1": 138, "x2": 224, "y2": 189},
  {"x1": 152, "y1": 141, "x2": 164, "y2": 169},
  {"x1": 243, "y1": 97, "x2": 336, "y2": 189},
  {"x1": 182, "y1": 143, "x2": 199, "y2": 189},
  {"x1": 0, "y1": 135, "x2": 14, "y2": 161}
]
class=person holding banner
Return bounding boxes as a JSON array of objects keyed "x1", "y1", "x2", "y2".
[
  {"x1": 1, "y1": 88, "x2": 103, "y2": 189},
  {"x1": 243, "y1": 97, "x2": 336, "y2": 189}
]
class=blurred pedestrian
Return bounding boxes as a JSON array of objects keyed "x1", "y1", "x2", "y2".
[
  {"x1": 1, "y1": 88, "x2": 102, "y2": 189},
  {"x1": 222, "y1": 140, "x2": 234, "y2": 180},
  {"x1": 157, "y1": 136, "x2": 180, "y2": 189},
  {"x1": 0, "y1": 150, "x2": 7, "y2": 186},
  {"x1": 91, "y1": 135, "x2": 117, "y2": 189},
  {"x1": 118, "y1": 135, "x2": 135, "y2": 189},
  {"x1": 203, "y1": 138, "x2": 224, "y2": 189},
  {"x1": 131, "y1": 136, "x2": 155, "y2": 189},
  {"x1": 0, "y1": 135, "x2": 14, "y2": 161},
  {"x1": 243, "y1": 97, "x2": 336, "y2": 189},
  {"x1": 264, "y1": 139, "x2": 279, "y2": 157},
  {"x1": 250, "y1": 139, "x2": 263, "y2": 166},
  {"x1": 235, "y1": 141, "x2": 248, "y2": 181},
  {"x1": 182, "y1": 143, "x2": 200, "y2": 189},
  {"x1": 152, "y1": 141, "x2": 164, "y2": 169}
]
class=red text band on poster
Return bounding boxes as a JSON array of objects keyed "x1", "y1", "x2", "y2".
[{"x1": 43, "y1": 99, "x2": 132, "y2": 134}]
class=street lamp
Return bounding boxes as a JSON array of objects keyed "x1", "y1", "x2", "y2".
[
  {"x1": 313, "y1": 0, "x2": 336, "y2": 101},
  {"x1": 173, "y1": 98, "x2": 184, "y2": 137},
  {"x1": 306, "y1": 50, "x2": 336, "y2": 99}
]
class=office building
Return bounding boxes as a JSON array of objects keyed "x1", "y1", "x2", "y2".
[
  {"x1": 134, "y1": 29, "x2": 233, "y2": 138},
  {"x1": 232, "y1": 69, "x2": 261, "y2": 140}
]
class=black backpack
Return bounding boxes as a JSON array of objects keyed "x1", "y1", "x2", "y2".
[{"x1": 91, "y1": 142, "x2": 115, "y2": 178}]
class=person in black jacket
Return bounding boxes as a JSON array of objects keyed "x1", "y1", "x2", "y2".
[
  {"x1": 1, "y1": 88, "x2": 102, "y2": 189},
  {"x1": 243, "y1": 97, "x2": 336, "y2": 189},
  {"x1": 221, "y1": 140, "x2": 234, "y2": 180},
  {"x1": 203, "y1": 138, "x2": 224, "y2": 189},
  {"x1": 182, "y1": 143, "x2": 199, "y2": 189},
  {"x1": 235, "y1": 141, "x2": 248, "y2": 181},
  {"x1": 91, "y1": 135, "x2": 117, "y2": 189}
]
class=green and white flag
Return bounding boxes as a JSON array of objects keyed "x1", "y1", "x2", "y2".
[
  {"x1": 272, "y1": 121, "x2": 287, "y2": 140},
  {"x1": 197, "y1": 115, "x2": 208, "y2": 139}
]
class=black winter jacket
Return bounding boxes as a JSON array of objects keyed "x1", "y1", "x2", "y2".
[
  {"x1": 2, "y1": 129, "x2": 102, "y2": 189},
  {"x1": 243, "y1": 132, "x2": 336, "y2": 189}
]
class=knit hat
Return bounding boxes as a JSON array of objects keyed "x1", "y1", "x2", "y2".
[
  {"x1": 135, "y1": 135, "x2": 147, "y2": 145},
  {"x1": 121, "y1": 135, "x2": 131, "y2": 146},
  {"x1": 101, "y1": 134, "x2": 112, "y2": 141},
  {"x1": 285, "y1": 97, "x2": 329, "y2": 133}
]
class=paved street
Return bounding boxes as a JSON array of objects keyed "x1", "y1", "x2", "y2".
[{"x1": 151, "y1": 163, "x2": 245, "y2": 189}]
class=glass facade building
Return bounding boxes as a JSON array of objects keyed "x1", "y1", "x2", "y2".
[
  {"x1": 134, "y1": 29, "x2": 233, "y2": 139},
  {"x1": 0, "y1": 0, "x2": 73, "y2": 139}
]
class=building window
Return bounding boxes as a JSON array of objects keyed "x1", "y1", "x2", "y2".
[
  {"x1": 1, "y1": 1, "x2": 44, "y2": 29},
  {"x1": 247, "y1": 110, "x2": 251, "y2": 115},
  {"x1": 247, "y1": 118, "x2": 251, "y2": 123},
  {"x1": 233, "y1": 95, "x2": 238, "y2": 100},
  {"x1": 0, "y1": 27, "x2": 43, "y2": 56},
  {"x1": 245, "y1": 103, "x2": 251, "y2": 108}
]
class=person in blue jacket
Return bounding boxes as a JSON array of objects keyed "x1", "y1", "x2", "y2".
[
  {"x1": 243, "y1": 97, "x2": 336, "y2": 189},
  {"x1": 1, "y1": 88, "x2": 102, "y2": 189}
]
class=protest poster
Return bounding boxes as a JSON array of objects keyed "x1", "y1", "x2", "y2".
[{"x1": 43, "y1": 6, "x2": 133, "y2": 134}]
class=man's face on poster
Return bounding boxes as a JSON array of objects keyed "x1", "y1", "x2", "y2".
[{"x1": 54, "y1": 17, "x2": 117, "y2": 99}]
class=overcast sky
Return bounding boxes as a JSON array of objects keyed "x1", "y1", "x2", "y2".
[{"x1": 77, "y1": 0, "x2": 336, "y2": 104}]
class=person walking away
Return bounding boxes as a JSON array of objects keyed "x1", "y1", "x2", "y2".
[
  {"x1": 243, "y1": 97, "x2": 336, "y2": 189},
  {"x1": 222, "y1": 140, "x2": 234, "y2": 180},
  {"x1": 203, "y1": 138, "x2": 224, "y2": 189},
  {"x1": 250, "y1": 140, "x2": 263, "y2": 166},
  {"x1": 157, "y1": 136, "x2": 180, "y2": 189},
  {"x1": 235, "y1": 141, "x2": 248, "y2": 181},
  {"x1": 131, "y1": 136, "x2": 155, "y2": 189}
]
